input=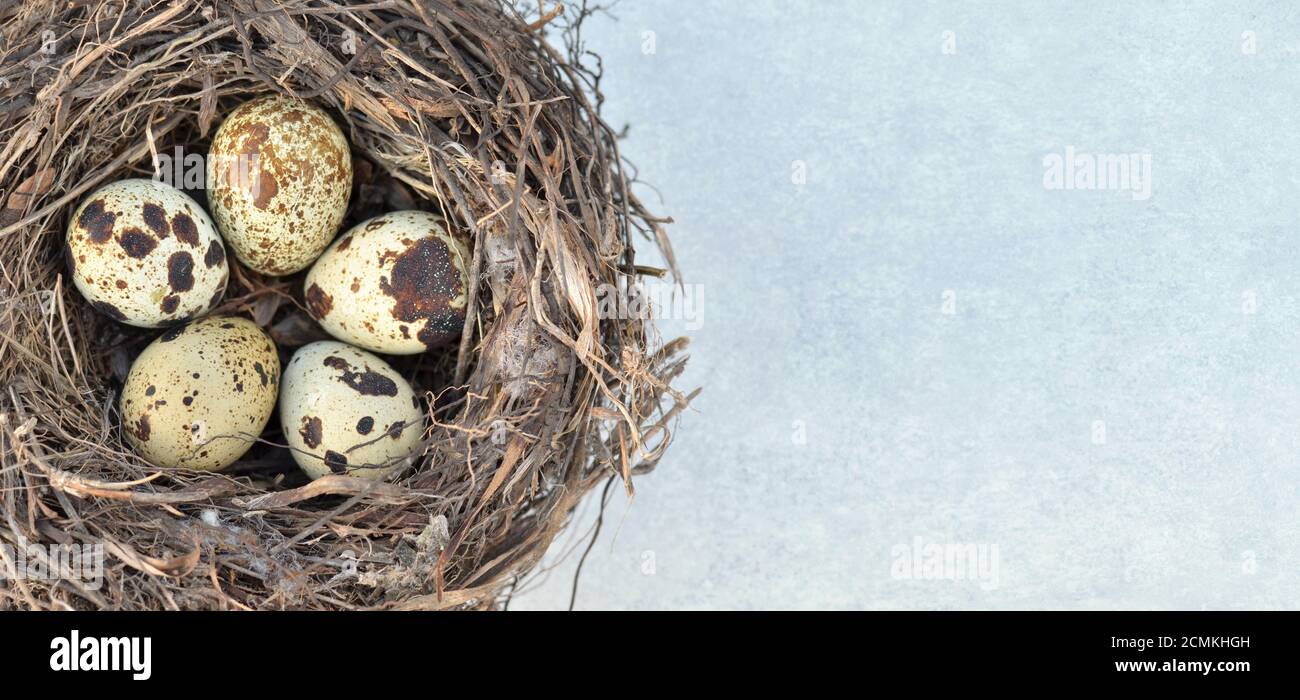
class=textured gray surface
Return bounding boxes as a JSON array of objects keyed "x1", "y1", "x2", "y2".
[{"x1": 510, "y1": 1, "x2": 1300, "y2": 610}]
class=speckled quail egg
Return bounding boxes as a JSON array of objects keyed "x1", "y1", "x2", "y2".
[
  {"x1": 66, "y1": 179, "x2": 228, "y2": 327},
  {"x1": 280, "y1": 341, "x2": 426, "y2": 480},
  {"x1": 120, "y1": 316, "x2": 280, "y2": 471},
  {"x1": 303, "y1": 211, "x2": 470, "y2": 355},
  {"x1": 206, "y1": 96, "x2": 352, "y2": 276}
]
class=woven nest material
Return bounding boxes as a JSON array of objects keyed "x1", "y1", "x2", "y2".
[{"x1": 0, "y1": 0, "x2": 691, "y2": 610}]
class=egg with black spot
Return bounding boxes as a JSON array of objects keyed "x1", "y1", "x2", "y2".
[
  {"x1": 279, "y1": 341, "x2": 425, "y2": 480},
  {"x1": 120, "y1": 316, "x2": 280, "y2": 471},
  {"x1": 66, "y1": 179, "x2": 228, "y2": 327},
  {"x1": 207, "y1": 96, "x2": 352, "y2": 276},
  {"x1": 303, "y1": 211, "x2": 470, "y2": 354}
]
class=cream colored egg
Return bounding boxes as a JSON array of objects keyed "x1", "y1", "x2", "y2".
[
  {"x1": 280, "y1": 341, "x2": 425, "y2": 480},
  {"x1": 303, "y1": 211, "x2": 470, "y2": 355},
  {"x1": 66, "y1": 179, "x2": 228, "y2": 327},
  {"x1": 120, "y1": 316, "x2": 280, "y2": 471},
  {"x1": 206, "y1": 96, "x2": 352, "y2": 275}
]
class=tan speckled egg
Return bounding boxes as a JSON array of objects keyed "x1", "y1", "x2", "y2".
[
  {"x1": 120, "y1": 316, "x2": 280, "y2": 471},
  {"x1": 206, "y1": 96, "x2": 351, "y2": 275},
  {"x1": 303, "y1": 211, "x2": 470, "y2": 355},
  {"x1": 66, "y1": 179, "x2": 228, "y2": 327},
  {"x1": 280, "y1": 341, "x2": 425, "y2": 480}
]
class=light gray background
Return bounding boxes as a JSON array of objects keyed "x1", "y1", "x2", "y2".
[{"x1": 512, "y1": 1, "x2": 1300, "y2": 610}]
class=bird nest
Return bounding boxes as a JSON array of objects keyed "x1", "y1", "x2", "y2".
[{"x1": 0, "y1": 0, "x2": 690, "y2": 610}]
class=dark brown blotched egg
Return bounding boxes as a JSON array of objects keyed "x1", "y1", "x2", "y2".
[
  {"x1": 66, "y1": 179, "x2": 228, "y2": 327},
  {"x1": 302, "y1": 210, "x2": 470, "y2": 354}
]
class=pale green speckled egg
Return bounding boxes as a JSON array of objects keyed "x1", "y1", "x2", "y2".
[{"x1": 279, "y1": 341, "x2": 426, "y2": 480}]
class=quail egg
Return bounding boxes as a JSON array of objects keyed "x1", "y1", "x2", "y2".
[
  {"x1": 66, "y1": 179, "x2": 228, "y2": 327},
  {"x1": 303, "y1": 211, "x2": 470, "y2": 354},
  {"x1": 206, "y1": 96, "x2": 352, "y2": 275},
  {"x1": 120, "y1": 316, "x2": 280, "y2": 471},
  {"x1": 280, "y1": 341, "x2": 425, "y2": 480}
]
